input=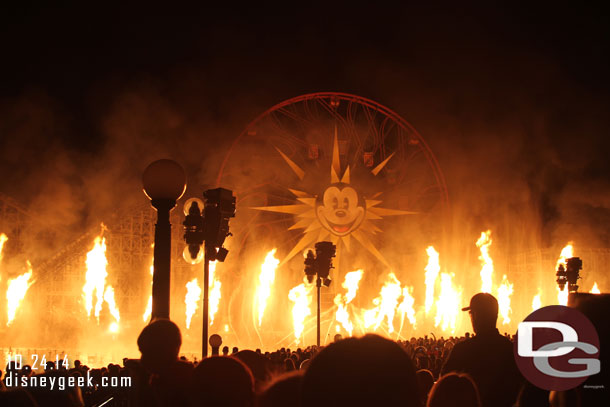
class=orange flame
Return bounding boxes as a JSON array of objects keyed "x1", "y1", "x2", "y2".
[
  {"x1": 6, "y1": 261, "x2": 35, "y2": 326},
  {"x1": 363, "y1": 273, "x2": 403, "y2": 333},
  {"x1": 398, "y1": 286, "x2": 417, "y2": 329},
  {"x1": 103, "y1": 286, "x2": 120, "y2": 332},
  {"x1": 590, "y1": 282, "x2": 601, "y2": 294},
  {"x1": 288, "y1": 279, "x2": 312, "y2": 344},
  {"x1": 254, "y1": 249, "x2": 279, "y2": 326},
  {"x1": 556, "y1": 243, "x2": 573, "y2": 306},
  {"x1": 334, "y1": 269, "x2": 363, "y2": 336},
  {"x1": 424, "y1": 246, "x2": 440, "y2": 315},
  {"x1": 476, "y1": 231, "x2": 493, "y2": 293},
  {"x1": 185, "y1": 278, "x2": 201, "y2": 329},
  {"x1": 83, "y1": 236, "x2": 109, "y2": 321},
  {"x1": 434, "y1": 272, "x2": 461, "y2": 334},
  {"x1": 532, "y1": 292, "x2": 542, "y2": 311},
  {"x1": 82, "y1": 231, "x2": 120, "y2": 331},
  {"x1": 497, "y1": 275, "x2": 513, "y2": 324},
  {"x1": 209, "y1": 261, "x2": 221, "y2": 325}
]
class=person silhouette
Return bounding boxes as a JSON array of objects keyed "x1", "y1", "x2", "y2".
[
  {"x1": 301, "y1": 334, "x2": 419, "y2": 407},
  {"x1": 190, "y1": 356, "x2": 254, "y2": 407},
  {"x1": 441, "y1": 293, "x2": 521, "y2": 407},
  {"x1": 130, "y1": 318, "x2": 193, "y2": 407},
  {"x1": 427, "y1": 373, "x2": 481, "y2": 407}
]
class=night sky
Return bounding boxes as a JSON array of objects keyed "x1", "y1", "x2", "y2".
[{"x1": 0, "y1": 3, "x2": 609, "y2": 246}]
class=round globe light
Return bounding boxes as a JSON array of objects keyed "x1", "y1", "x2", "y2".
[{"x1": 142, "y1": 159, "x2": 187, "y2": 201}]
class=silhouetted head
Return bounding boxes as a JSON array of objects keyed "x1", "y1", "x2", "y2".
[
  {"x1": 222, "y1": 346, "x2": 229, "y2": 356},
  {"x1": 191, "y1": 356, "x2": 254, "y2": 407},
  {"x1": 137, "y1": 318, "x2": 182, "y2": 374},
  {"x1": 427, "y1": 373, "x2": 481, "y2": 407},
  {"x1": 258, "y1": 371, "x2": 303, "y2": 407},
  {"x1": 461, "y1": 293, "x2": 498, "y2": 334},
  {"x1": 416, "y1": 369, "x2": 435, "y2": 403},
  {"x1": 301, "y1": 334, "x2": 419, "y2": 407}
]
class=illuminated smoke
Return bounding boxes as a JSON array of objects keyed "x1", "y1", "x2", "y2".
[
  {"x1": 142, "y1": 245, "x2": 153, "y2": 322},
  {"x1": 185, "y1": 278, "x2": 201, "y2": 329},
  {"x1": 424, "y1": 246, "x2": 440, "y2": 315},
  {"x1": 556, "y1": 243, "x2": 573, "y2": 306},
  {"x1": 590, "y1": 282, "x2": 600, "y2": 294},
  {"x1": 254, "y1": 249, "x2": 279, "y2": 326},
  {"x1": 476, "y1": 230, "x2": 494, "y2": 293},
  {"x1": 334, "y1": 269, "x2": 363, "y2": 336},
  {"x1": 496, "y1": 275, "x2": 513, "y2": 324},
  {"x1": 288, "y1": 279, "x2": 312, "y2": 344},
  {"x1": 6, "y1": 261, "x2": 35, "y2": 326},
  {"x1": 532, "y1": 292, "x2": 542, "y2": 311},
  {"x1": 209, "y1": 261, "x2": 221, "y2": 325},
  {"x1": 363, "y1": 273, "x2": 403, "y2": 334},
  {"x1": 434, "y1": 272, "x2": 461, "y2": 334}
]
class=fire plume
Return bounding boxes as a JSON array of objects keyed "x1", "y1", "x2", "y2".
[
  {"x1": 288, "y1": 279, "x2": 312, "y2": 344},
  {"x1": 83, "y1": 236, "x2": 109, "y2": 320},
  {"x1": 424, "y1": 246, "x2": 440, "y2": 315},
  {"x1": 185, "y1": 278, "x2": 201, "y2": 329},
  {"x1": 497, "y1": 275, "x2": 513, "y2": 324},
  {"x1": 82, "y1": 232, "x2": 121, "y2": 330},
  {"x1": 363, "y1": 273, "x2": 403, "y2": 333},
  {"x1": 334, "y1": 269, "x2": 363, "y2": 336},
  {"x1": 103, "y1": 286, "x2": 121, "y2": 331},
  {"x1": 6, "y1": 260, "x2": 34, "y2": 326},
  {"x1": 434, "y1": 272, "x2": 461, "y2": 334},
  {"x1": 590, "y1": 282, "x2": 600, "y2": 294},
  {"x1": 398, "y1": 286, "x2": 417, "y2": 329},
  {"x1": 254, "y1": 249, "x2": 279, "y2": 326},
  {"x1": 209, "y1": 261, "x2": 221, "y2": 325},
  {"x1": 532, "y1": 292, "x2": 542, "y2": 311},
  {"x1": 476, "y1": 231, "x2": 494, "y2": 293}
]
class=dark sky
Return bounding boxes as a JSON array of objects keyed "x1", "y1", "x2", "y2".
[{"x1": 0, "y1": 3, "x2": 609, "y2": 246}]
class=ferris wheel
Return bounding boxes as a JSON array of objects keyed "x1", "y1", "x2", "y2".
[{"x1": 216, "y1": 92, "x2": 448, "y2": 269}]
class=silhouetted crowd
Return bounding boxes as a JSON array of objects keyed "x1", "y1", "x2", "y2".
[{"x1": 0, "y1": 292, "x2": 604, "y2": 406}]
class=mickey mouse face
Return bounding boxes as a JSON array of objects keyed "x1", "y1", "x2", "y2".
[{"x1": 316, "y1": 183, "x2": 365, "y2": 236}]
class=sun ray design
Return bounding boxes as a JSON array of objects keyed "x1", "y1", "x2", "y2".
[{"x1": 254, "y1": 132, "x2": 416, "y2": 265}]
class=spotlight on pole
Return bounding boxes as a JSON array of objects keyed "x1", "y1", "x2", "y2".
[
  {"x1": 303, "y1": 241, "x2": 336, "y2": 346},
  {"x1": 183, "y1": 187, "x2": 236, "y2": 358}
]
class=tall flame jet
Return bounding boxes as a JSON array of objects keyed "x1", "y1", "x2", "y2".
[
  {"x1": 6, "y1": 261, "x2": 35, "y2": 325},
  {"x1": 476, "y1": 231, "x2": 494, "y2": 293},
  {"x1": 334, "y1": 269, "x2": 363, "y2": 336},
  {"x1": 82, "y1": 229, "x2": 120, "y2": 331},
  {"x1": 424, "y1": 246, "x2": 440, "y2": 315},
  {"x1": 288, "y1": 279, "x2": 312, "y2": 344},
  {"x1": 254, "y1": 249, "x2": 280, "y2": 326}
]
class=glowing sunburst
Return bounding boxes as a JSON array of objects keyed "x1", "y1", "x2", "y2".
[{"x1": 254, "y1": 129, "x2": 415, "y2": 266}]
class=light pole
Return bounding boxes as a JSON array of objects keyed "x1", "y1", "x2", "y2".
[
  {"x1": 304, "y1": 241, "x2": 336, "y2": 346},
  {"x1": 142, "y1": 159, "x2": 186, "y2": 320}
]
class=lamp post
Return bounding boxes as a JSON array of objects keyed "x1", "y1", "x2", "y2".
[
  {"x1": 142, "y1": 159, "x2": 186, "y2": 320},
  {"x1": 304, "y1": 241, "x2": 336, "y2": 346}
]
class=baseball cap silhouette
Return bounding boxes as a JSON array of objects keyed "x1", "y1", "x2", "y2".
[{"x1": 461, "y1": 292, "x2": 499, "y2": 314}]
